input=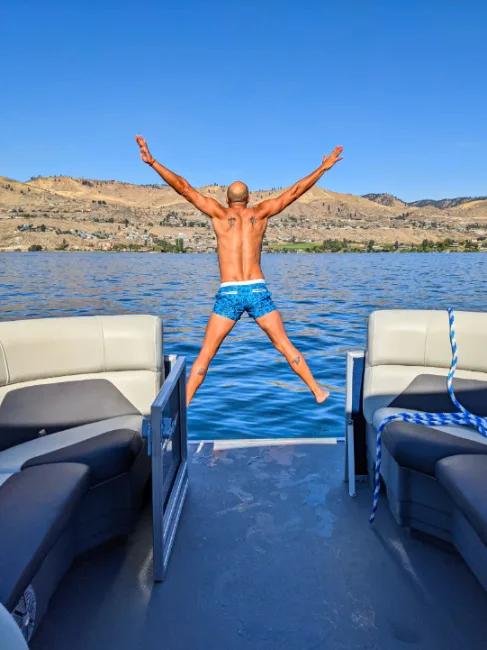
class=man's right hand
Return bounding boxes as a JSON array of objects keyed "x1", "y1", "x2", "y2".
[
  {"x1": 135, "y1": 135, "x2": 156, "y2": 165},
  {"x1": 322, "y1": 146, "x2": 344, "y2": 171}
]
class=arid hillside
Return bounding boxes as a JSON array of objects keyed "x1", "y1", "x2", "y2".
[{"x1": 1, "y1": 175, "x2": 486, "y2": 252}]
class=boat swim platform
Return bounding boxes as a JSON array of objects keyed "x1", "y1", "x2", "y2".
[{"x1": 32, "y1": 439, "x2": 487, "y2": 650}]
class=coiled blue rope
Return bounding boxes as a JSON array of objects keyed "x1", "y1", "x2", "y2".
[{"x1": 370, "y1": 308, "x2": 487, "y2": 523}]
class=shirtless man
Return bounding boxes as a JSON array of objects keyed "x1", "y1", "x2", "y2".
[{"x1": 136, "y1": 136, "x2": 343, "y2": 406}]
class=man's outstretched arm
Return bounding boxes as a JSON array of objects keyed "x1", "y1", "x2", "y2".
[
  {"x1": 253, "y1": 146, "x2": 343, "y2": 219},
  {"x1": 135, "y1": 136, "x2": 225, "y2": 219}
]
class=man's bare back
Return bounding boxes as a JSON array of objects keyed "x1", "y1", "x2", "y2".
[
  {"x1": 135, "y1": 135, "x2": 343, "y2": 406},
  {"x1": 211, "y1": 202, "x2": 267, "y2": 283}
]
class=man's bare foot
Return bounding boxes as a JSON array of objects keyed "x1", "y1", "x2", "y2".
[{"x1": 315, "y1": 389, "x2": 330, "y2": 404}]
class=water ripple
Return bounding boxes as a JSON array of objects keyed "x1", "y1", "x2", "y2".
[{"x1": 0, "y1": 252, "x2": 486, "y2": 440}]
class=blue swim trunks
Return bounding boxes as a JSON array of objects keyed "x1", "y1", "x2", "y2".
[{"x1": 213, "y1": 279, "x2": 277, "y2": 321}]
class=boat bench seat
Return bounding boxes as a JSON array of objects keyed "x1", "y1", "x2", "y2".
[
  {"x1": 0, "y1": 464, "x2": 90, "y2": 612},
  {"x1": 0, "y1": 314, "x2": 164, "y2": 640},
  {"x1": 436, "y1": 455, "x2": 487, "y2": 546},
  {"x1": 361, "y1": 309, "x2": 487, "y2": 591}
]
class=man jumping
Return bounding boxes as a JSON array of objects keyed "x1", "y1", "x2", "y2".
[{"x1": 136, "y1": 136, "x2": 343, "y2": 406}]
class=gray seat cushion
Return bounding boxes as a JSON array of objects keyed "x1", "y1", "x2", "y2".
[
  {"x1": 0, "y1": 463, "x2": 90, "y2": 610},
  {"x1": 0, "y1": 379, "x2": 141, "y2": 451},
  {"x1": 436, "y1": 455, "x2": 487, "y2": 545},
  {"x1": 22, "y1": 429, "x2": 143, "y2": 486},
  {"x1": 372, "y1": 407, "x2": 485, "y2": 445},
  {"x1": 0, "y1": 415, "x2": 145, "y2": 487},
  {"x1": 381, "y1": 420, "x2": 487, "y2": 476},
  {"x1": 390, "y1": 374, "x2": 487, "y2": 416}
]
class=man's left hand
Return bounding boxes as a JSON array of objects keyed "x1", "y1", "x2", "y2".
[{"x1": 322, "y1": 146, "x2": 344, "y2": 170}]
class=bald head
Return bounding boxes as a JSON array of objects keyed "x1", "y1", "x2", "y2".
[{"x1": 227, "y1": 181, "x2": 249, "y2": 205}]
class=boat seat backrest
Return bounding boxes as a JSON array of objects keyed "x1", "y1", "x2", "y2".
[
  {"x1": 0, "y1": 315, "x2": 163, "y2": 421},
  {"x1": 363, "y1": 310, "x2": 487, "y2": 423}
]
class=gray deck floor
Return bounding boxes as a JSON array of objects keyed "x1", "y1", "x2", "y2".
[{"x1": 32, "y1": 440, "x2": 487, "y2": 650}]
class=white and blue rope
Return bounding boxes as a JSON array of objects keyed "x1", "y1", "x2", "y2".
[{"x1": 369, "y1": 308, "x2": 487, "y2": 523}]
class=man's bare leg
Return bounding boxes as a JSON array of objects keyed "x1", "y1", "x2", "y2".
[
  {"x1": 256, "y1": 310, "x2": 329, "y2": 403},
  {"x1": 186, "y1": 313, "x2": 237, "y2": 406}
]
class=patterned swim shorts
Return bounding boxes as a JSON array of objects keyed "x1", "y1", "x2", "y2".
[{"x1": 213, "y1": 279, "x2": 277, "y2": 322}]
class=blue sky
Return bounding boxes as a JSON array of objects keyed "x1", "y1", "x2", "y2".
[{"x1": 1, "y1": 1, "x2": 486, "y2": 202}]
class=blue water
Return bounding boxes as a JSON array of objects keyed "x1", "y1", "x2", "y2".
[{"x1": 1, "y1": 252, "x2": 486, "y2": 440}]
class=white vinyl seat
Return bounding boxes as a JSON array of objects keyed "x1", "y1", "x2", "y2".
[
  {"x1": 0, "y1": 314, "x2": 164, "y2": 639},
  {"x1": 363, "y1": 309, "x2": 487, "y2": 591},
  {"x1": 0, "y1": 602, "x2": 29, "y2": 650}
]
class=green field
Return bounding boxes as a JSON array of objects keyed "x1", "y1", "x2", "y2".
[{"x1": 271, "y1": 242, "x2": 319, "y2": 251}]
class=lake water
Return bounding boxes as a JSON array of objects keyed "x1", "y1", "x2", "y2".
[{"x1": 1, "y1": 252, "x2": 486, "y2": 440}]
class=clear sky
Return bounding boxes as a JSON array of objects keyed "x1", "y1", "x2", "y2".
[{"x1": 1, "y1": 1, "x2": 486, "y2": 202}]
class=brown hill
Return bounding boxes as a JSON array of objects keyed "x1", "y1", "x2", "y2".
[
  {"x1": 1, "y1": 175, "x2": 486, "y2": 252},
  {"x1": 362, "y1": 193, "x2": 408, "y2": 209},
  {"x1": 409, "y1": 196, "x2": 487, "y2": 210}
]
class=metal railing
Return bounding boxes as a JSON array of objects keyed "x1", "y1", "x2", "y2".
[
  {"x1": 150, "y1": 354, "x2": 189, "y2": 582},
  {"x1": 345, "y1": 350, "x2": 366, "y2": 497}
]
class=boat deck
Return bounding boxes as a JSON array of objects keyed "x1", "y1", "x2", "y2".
[{"x1": 32, "y1": 440, "x2": 487, "y2": 650}]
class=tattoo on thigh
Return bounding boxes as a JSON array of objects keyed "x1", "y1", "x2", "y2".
[
  {"x1": 250, "y1": 216, "x2": 257, "y2": 227},
  {"x1": 197, "y1": 367, "x2": 206, "y2": 376},
  {"x1": 228, "y1": 217, "x2": 236, "y2": 229},
  {"x1": 292, "y1": 356, "x2": 301, "y2": 366}
]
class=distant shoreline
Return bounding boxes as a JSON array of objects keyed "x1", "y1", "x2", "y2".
[
  {"x1": 1, "y1": 247, "x2": 485, "y2": 255},
  {"x1": 2, "y1": 176, "x2": 486, "y2": 255}
]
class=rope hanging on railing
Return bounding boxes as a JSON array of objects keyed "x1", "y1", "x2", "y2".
[{"x1": 370, "y1": 308, "x2": 487, "y2": 523}]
